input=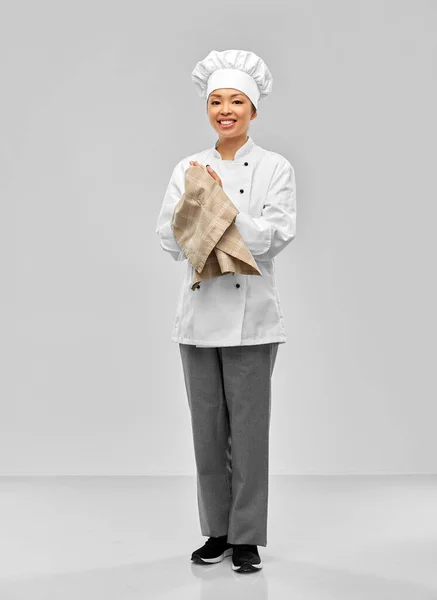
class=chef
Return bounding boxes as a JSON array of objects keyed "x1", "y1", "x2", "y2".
[{"x1": 155, "y1": 49, "x2": 297, "y2": 573}]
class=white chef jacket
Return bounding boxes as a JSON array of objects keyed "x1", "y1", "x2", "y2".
[{"x1": 155, "y1": 136, "x2": 296, "y2": 348}]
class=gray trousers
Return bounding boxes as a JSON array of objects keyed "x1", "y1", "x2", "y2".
[{"x1": 178, "y1": 342, "x2": 280, "y2": 547}]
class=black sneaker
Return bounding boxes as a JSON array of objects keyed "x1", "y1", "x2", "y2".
[
  {"x1": 231, "y1": 544, "x2": 263, "y2": 572},
  {"x1": 191, "y1": 535, "x2": 234, "y2": 564}
]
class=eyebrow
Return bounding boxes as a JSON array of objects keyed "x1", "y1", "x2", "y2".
[{"x1": 209, "y1": 93, "x2": 244, "y2": 98}]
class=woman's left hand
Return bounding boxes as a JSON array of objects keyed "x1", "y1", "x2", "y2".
[{"x1": 190, "y1": 161, "x2": 222, "y2": 188}]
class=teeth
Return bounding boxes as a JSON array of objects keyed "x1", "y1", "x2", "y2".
[{"x1": 220, "y1": 120, "x2": 236, "y2": 124}]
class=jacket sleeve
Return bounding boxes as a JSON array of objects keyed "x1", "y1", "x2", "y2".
[
  {"x1": 155, "y1": 160, "x2": 187, "y2": 262},
  {"x1": 234, "y1": 158, "x2": 296, "y2": 262}
]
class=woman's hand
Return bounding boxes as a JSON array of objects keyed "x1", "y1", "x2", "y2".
[{"x1": 190, "y1": 160, "x2": 222, "y2": 188}]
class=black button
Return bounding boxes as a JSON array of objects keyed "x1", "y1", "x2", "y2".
[
  {"x1": 244, "y1": 162, "x2": 248, "y2": 166},
  {"x1": 197, "y1": 284, "x2": 200, "y2": 289},
  {"x1": 236, "y1": 283, "x2": 240, "y2": 288},
  {"x1": 239, "y1": 189, "x2": 244, "y2": 193}
]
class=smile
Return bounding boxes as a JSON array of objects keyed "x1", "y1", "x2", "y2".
[{"x1": 218, "y1": 120, "x2": 236, "y2": 128}]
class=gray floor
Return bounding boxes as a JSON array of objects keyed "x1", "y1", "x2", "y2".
[{"x1": 0, "y1": 475, "x2": 436, "y2": 598}]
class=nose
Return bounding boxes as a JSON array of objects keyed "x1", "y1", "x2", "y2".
[{"x1": 220, "y1": 103, "x2": 232, "y2": 114}]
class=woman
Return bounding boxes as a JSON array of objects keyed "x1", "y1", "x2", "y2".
[{"x1": 155, "y1": 49, "x2": 297, "y2": 574}]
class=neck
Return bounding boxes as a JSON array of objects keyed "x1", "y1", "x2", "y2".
[{"x1": 216, "y1": 133, "x2": 249, "y2": 160}]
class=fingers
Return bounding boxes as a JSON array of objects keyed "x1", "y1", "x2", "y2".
[
  {"x1": 189, "y1": 161, "x2": 222, "y2": 187},
  {"x1": 189, "y1": 160, "x2": 211, "y2": 171},
  {"x1": 189, "y1": 160, "x2": 210, "y2": 170},
  {"x1": 206, "y1": 166, "x2": 222, "y2": 188},
  {"x1": 206, "y1": 166, "x2": 222, "y2": 185}
]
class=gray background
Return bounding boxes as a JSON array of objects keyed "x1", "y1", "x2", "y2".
[{"x1": 2, "y1": 0, "x2": 436, "y2": 475}]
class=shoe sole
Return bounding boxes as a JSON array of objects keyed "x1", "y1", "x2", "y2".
[
  {"x1": 191, "y1": 547, "x2": 234, "y2": 564},
  {"x1": 232, "y1": 559, "x2": 263, "y2": 572}
]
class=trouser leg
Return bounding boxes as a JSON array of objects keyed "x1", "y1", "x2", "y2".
[
  {"x1": 221, "y1": 342, "x2": 279, "y2": 547},
  {"x1": 179, "y1": 343, "x2": 232, "y2": 538},
  {"x1": 178, "y1": 341, "x2": 279, "y2": 546}
]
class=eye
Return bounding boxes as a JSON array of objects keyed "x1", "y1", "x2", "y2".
[{"x1": 211, "y1": 100, "x2": 243, "y2": 105}]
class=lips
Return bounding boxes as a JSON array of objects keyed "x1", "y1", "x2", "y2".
[{"x1": 218, "y1": 120, "x2": 237, "y2": 129}]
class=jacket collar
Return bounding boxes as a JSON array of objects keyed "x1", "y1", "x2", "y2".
[{"x1": 212, "y1": 136, "x2": 255, "y2": 160}]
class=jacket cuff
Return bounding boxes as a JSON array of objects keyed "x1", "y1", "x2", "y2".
[{"x1": 234, "y1": 212, "x2": 272, "y2": 255}]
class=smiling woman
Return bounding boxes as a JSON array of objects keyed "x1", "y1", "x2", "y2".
[
  {"x1": 155, "y1": 48, "x2": 296, "y2": 574},
  {"x1": 205, "y1": 90, "x2": 258, "y2": 159}
]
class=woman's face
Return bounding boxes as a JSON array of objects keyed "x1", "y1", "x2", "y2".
[{"x1": 207, "y1": 88, "x2": 256, "y2": 138}]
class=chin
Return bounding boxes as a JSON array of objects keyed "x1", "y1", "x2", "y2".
[{"x1": 216, "y1": 126, "x2": 241, "y2": 135}]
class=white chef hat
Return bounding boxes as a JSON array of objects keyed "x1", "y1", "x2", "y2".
[{"x1": 191, "y1": 49, "x2": 273, "y2": 111}]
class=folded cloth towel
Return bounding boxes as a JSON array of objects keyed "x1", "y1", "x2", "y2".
[{"x1": 171, "y1": 164, "x2": 262, "y2": 290}]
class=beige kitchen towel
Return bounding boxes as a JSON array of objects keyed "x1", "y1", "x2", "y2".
[{"x1": 171, "y1": 164, "x2": 262, "y2": 290}]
